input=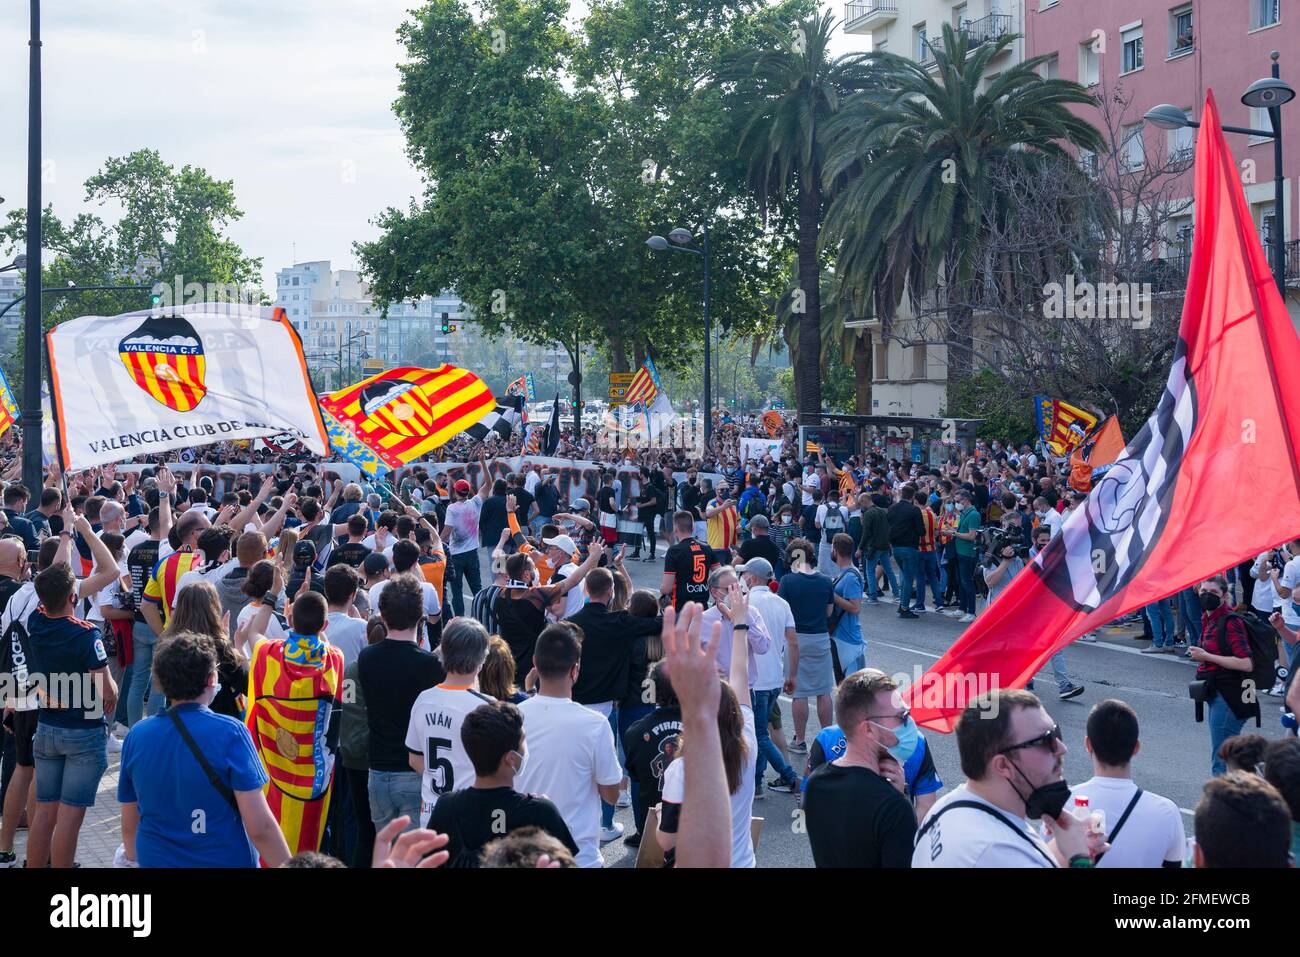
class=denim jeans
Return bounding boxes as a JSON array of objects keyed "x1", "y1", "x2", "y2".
[
  {"x1": 1145, "y1": 599, "x2": 1175, "y2": 647},
  {"x1": 864, "y1": 549, "x2": 898, "y2": 600},
  {"x1": 127, "y1": 622, "x2": 164, "y2": 726},
  {"x1": 113, "y1": 663, "x2": 133, "y2": 728},
  {"x1": 1177, "y1": 588, "x2": 1203, "y2": 646},
  {"x1": 892, "y1": 547, "x2": 919, "y2": 609},
  {"x1": 915, "y1": 552, "x2": 942, "y2": 609},
  {"x1": 751, "y1": 688, "x2": 795, "y2": 787},
  {"x1": 446, "y1": 549, "x2": 482, "y2": 617},
  {"x1": 33, "y1": 723, "x2": 108, "y2": 808},
  {"x1": 1048, "y1": 651, "x2": 1074, "y2": 692},
  {"x1": 367, "y1": 769, "x2": 422, "y2": 831},
  {"x1": 1208, "y1": 694, "x2": 1247, "y2": 776},
  {"x1": 956, "y1": 555, "x2": 977, "y2": 614}
]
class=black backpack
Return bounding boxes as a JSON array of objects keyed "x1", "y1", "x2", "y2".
[
  {"x1": 1216, "y1": 611, "x2": 1281, "y2": 698},
  {"x1": 0, "y1": 579, "x2": 33, "y2": 698}
]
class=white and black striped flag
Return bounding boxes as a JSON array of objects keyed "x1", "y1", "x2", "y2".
[{"x1": 461, "y1": 393, "x2": 525, "y2": 443}]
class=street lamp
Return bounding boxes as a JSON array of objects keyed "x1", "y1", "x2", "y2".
[
  {"x1": 22, "y1": 0, "x2": 43, "y2": 494},
  {"x1": 646, "y1": 224, "x2": 711, "y2": 444},
  {"x1": 1145, "y1": 52, "x2": 1295, "y2": 293},
  {"x1": 0, "y1": 254, "x2": 27, "y2": 273}
]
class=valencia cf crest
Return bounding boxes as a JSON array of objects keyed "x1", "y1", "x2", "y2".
[
  {"x1": 1035, "y1": 340, "x2": 1198, "y2": 611},
  {"x1": 359, "y1": 379, "x2": 429, "y2": 438},
  {"x1": 118, "y1": 315, "x2": 207, "y2": 412}
]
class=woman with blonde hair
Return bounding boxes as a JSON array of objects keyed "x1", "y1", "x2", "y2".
[
  {"x1": 478, "y1": 635, "x2": 529, "y2": 704},
  {"x1": 162, "y1": 581, "x2": 249, "y2": 720}
]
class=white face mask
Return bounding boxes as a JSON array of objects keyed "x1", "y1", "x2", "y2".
[{"x1": 510, "y1": 747, "x2": 529, "y2": 778}]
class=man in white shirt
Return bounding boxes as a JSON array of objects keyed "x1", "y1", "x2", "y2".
[
  {"x1": 368, "y1": 542, "x2": 440, "y2": 632},
  {"x1": 1272, "y1": 539, "x2": 1300, "y2": 632},
  {"x1": 515, "y1": 622, "x2": 623, "y2": 866},
  {"x1": 913, "y1": 688, "x2": 1094, "y2": 868},
  {"x1": 737, "y1": 558, "x2": 800, "y2": 794},
  {"x1": 1069, "y1": 699, "x2": 1185, "y2": 868},
  {"x1": 405, "y1": 619, "x2": 493, "y2": 827},
  {"x1": 1033, "y1": 497, "x2": 1063, "y2": 539},
  {"x1": 699, "y1": 565, "x2": 771, "y2": 689},
  {"x1": 322, "y1": 564, "x2": 370, "y2": 667}
]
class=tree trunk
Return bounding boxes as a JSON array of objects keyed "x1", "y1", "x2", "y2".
[
  {"x1": 632, "y1": 340, "x2": 646, "y2": 370},
  {"x1": 853, "y1": 332, "x2": 871, "y2": 415},
  {"x1": 796, "y1": 172, "x2": 822, "y2": 426},
  {"x1": 610, "y1": 332, "x2": 629, "y2": 373}
]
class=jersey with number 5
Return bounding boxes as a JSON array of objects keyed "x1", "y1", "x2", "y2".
[
  {"x1": 664, "y1": 539, "x2": 716, "y2": 611},
  {"x1": 405, "y1": 684, "x2": 493, "y2": 827}
]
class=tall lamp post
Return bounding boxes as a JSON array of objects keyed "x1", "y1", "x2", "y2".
[
  {"x1": 1146, "y1": 52, "x2": 1295, "y2": 294},
  {"x1": 647, "y1": 225, "x2": 711, "y2": 446},
  {"x1": 22, "y1": 0, "x2": 42, "y2": 494}
]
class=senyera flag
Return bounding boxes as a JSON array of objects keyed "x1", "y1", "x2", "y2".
[
  {"x1": 908, "y1": 91, "x2": 1300, "y2": 732},
  {"x1": 46, "y1": 304, "x2": 328, "y2": 470},
  {"x1": 320, "y1": 365, "x2": 494, "y2": 469},
  {"x1": 1033, "y1": 395, "x2": 1098, "y2": 455},
  {"x1": 0, "y1": 366, "x2": 19, "y2": 438}
]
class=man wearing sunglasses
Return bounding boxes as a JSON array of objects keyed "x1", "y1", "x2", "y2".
[
  {"x1": 913, "y1": 688, "x2": 1096, "y2": 868},
  {"x1": 803, "y1": 669, "x2": 917, "y2": 868}
]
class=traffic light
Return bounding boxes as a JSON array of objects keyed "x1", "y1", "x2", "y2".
[{"x1": 440, "y1": 322, "x2": 450, "y2": 333}]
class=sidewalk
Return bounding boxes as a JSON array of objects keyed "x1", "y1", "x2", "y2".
[{"x1": 11, "y1": 748, "x2": 123, "y2": 869}]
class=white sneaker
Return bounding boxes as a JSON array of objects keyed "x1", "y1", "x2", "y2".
[
  {"x1": 616, "y1": 790, "x2": 631, "y2": 808},
  {"x1": 879, "y1": 595, "x2": 898, "y2": 604},
  {"x1": 1266, "y1": 680, "x2": 1285, "y2": 697},
  {"x1": 958, "y1": 613, "x2": 976, "y2": 624},
  {"x1": 942, "y1": 609, "x2": 964, "y2": 618},
  {"x1": 600, "y1": 822, "x2": 625, "y2": 844},
  {"x1": 107, "y1": 734, "x2": 124, "y2": 754},
  {"x1": 1078, "y1": 632, "x2": 1098, "y2": 643}
]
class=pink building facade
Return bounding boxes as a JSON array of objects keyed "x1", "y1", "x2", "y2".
[{"x1": 1024, "y1": 0, "x2": 1298, "y2": 289}]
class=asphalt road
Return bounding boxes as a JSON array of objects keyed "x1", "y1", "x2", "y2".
[{"x1": 589, "y1": 552, "x2": 1294, "y2": 869}]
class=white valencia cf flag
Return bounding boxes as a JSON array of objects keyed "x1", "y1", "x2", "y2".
[{"x1": 47, "y1": 303, "x2": 329, "y2": 469}]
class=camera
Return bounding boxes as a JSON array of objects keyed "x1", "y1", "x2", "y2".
[{"x1": 979, "y1": 524, "x2": 1028, "y2": 562}]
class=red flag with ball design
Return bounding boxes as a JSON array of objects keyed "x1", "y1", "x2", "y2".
[{"x1": 908, "y1": 91, "x2": 1300, "y2": 731}]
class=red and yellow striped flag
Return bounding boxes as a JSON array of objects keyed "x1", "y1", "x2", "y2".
[
  {"x1": 320, "y1": 365, "x2": 495, "y2": 468},
  {"x1": 623, "y1": 365, "x2": 657, "y2": 405},
  {"x1": 245, "y1": 638, "x2": 345, "y2": 860}
]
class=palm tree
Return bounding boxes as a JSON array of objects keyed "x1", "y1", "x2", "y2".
[
  {"x1": 717, "y1": 10, "x2": 876, "y2": 424},
  {"x1": 777, "y1": 269, "x2": 872, "y2": 414},
  {"x1": 822, "y1": 23, "x2": 1102, "y2": 388}
]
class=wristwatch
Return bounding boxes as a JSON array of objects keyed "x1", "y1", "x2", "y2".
[{"x1": 261, "y1": 591, "x2": 277, "y2": 606}]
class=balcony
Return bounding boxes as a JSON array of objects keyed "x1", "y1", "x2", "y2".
[
  {"x1": 1153, "y1": 238, "x2": 1300, "y2": 289},
  {"x1": 844, "y1": 0, "x2": 898, "y2": 34},
  {"x1": 922, "y1": 13, "x2": 1014, "y2": 64}
]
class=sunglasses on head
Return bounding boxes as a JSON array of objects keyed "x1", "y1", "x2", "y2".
[{"x1": 999, "y1": 724, "x2": 1063, "y2": 755}]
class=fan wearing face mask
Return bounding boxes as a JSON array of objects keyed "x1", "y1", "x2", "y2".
[
  {"x1": 802, "y1": 669, "x2": 919, "y2": 867},
  {"x1": 912, "y1": 688, "x2": 1101, "y2": 868},
  {"x1": 426, "y1": 698, "x2": 578, "y2": 868}
]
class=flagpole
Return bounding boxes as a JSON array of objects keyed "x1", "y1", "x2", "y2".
[{"x1": 21, "y1": 0, "x2": 43, "y2": 495}]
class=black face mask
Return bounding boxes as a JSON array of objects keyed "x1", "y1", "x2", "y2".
[
  {"x1": 1199, "y1": 592, "x2": 1222, "y2": 612},
  {"x1": 1007, "y1": 759, "x2": 1071, "y2": 819}
]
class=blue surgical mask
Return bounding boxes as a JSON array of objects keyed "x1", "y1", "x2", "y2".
[{"x1": 877, "y1": 717, "x2": 919, "y2": 763}]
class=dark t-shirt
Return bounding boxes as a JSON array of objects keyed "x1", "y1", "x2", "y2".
[
  {"x1": 510, "y1": 487, "x2": 535, "y2": 526},
  {"x1": 479, "y1": 495, "x2": 509, "y2": 547},
  {"x1": 676, "y1": 482, "x2": 701, "y2": 520},
  {"x1": 622, "y1": 706, "x2": 682, "y2": 820},
  {"x1": 803, "y1": 762, "x2": 917, "y2": 868},
  {"x1": 427, "y1": 786, "x2": 578, "y2": 868},
  {"x1": 356, "y1": 639, "x2": 446, "y2": 772},
  {"x1": 886, "y1": 501, "x2": 924, "y2": 549},
  {"x1": 739, "y1": 535, "x2": 781, "y2": 570},
  {"x1": 663, "y1": 538, "x2": 717, "y2": 611},
  {"x1": 777, "y1": 570, "x2": 835, "y2": 634},
  {"x1": 534, "y1": 482, "x2": 560, "y2": 519},
  {"x1": 567, "y1": 603, "x2": 663, "y2": 706},
  {"x1": 327, "y1": 542, "x2": 371, "y2": 569},
  {"x1": 127, "y1": 538, "x2": 162, "y2": 624},
  {"x1": 27, "y1": 611, "x2": 110, "y2": 728},
  {"x1": 494, "y1": 585, "x2": 563, "y2": 681}
]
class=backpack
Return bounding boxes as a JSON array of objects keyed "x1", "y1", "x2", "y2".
[
  {"x1": 0, "y1": 581, "x2": 34, "y2": 701},
  {"x1": 1216, "y1": 611, "x2": 1281, "y2": 700},
  {"x1": 742, "y1": 491, "x2": 768, "y2": 522},
  {"x1": 827, "y1": 567, "x2": 863, "y2": 636}
]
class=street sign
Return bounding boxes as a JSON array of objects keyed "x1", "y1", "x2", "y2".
[
  {"x1": 362, "y1": 359, "x2": 383, "y2": 372},
  {"x1": 609, "y1": 373, "x2": 636, "y2": 385},
  {"x1": 609, "y1": 386, "x2": 627, "y2": 402}
]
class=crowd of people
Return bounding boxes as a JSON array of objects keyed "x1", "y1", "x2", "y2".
[{"x1": 0, "y1": 417, "x2": 1296, "y2": 870}]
